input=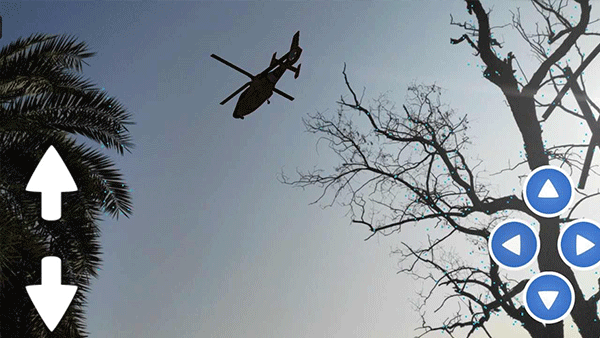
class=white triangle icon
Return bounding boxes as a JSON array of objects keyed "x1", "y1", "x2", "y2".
[
  {"x1": 502, "y1": 234, "x2": 521, "y2": 255},
  {"x1": 538, "y1": 179, "x2": 559, "y2": 198},
  {"x1": 538, "y1": 291, "x2": 559, "y2": 310},
  {"x1": 576, "y1": 234, "x2": 595, "y2": 255}
]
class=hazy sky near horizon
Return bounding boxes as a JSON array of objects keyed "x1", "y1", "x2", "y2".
[{"x1": 6, "y1": 1, "x2": 600, "y2": 337}]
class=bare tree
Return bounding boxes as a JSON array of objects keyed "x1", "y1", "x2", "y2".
[{"x1": 282, "y1": 1, "x2": 600, "y2": 337}]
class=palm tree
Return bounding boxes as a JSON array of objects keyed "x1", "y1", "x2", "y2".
[{"x1": 0, "y1": 33, "x2": 133, "y2": 337}]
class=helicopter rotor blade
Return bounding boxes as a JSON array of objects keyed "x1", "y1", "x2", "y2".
[
  {"x1": 220, "y1": 82, "x2": 250, "y2": 105},
  {"x1": 211, "y1": 54, "x2": 255, "y2": 79},
  {"x1": 273, "y1": 88, "x2": 294, "y2": 101}
]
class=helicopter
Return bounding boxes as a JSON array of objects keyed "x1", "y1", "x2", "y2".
[{"x1": 211, "y1": 31, "x2": 302, "y2": 119}]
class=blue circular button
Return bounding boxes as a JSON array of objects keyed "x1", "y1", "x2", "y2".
[
  {"x1": 523, "y1": 165, "x2": 574, "y2": 218},
  {"x1": 489, "y1": 220, "x2": 539, "y2": 270},
  {"x1": 559, "y1": 219, "x2": 600, "y2": 270},
  {"x1": 524, "y1": 272, "x2": 574, "y2": 324}
]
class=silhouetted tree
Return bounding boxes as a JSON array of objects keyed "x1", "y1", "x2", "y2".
[
  {"x1": 0, "y1": 34, "x2": 133, "y2": 337},
  {"x1": 284, "y1": 1, "x2": 600, "y2": 337}
]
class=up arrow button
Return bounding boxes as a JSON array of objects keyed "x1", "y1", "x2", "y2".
[
  {"x1": 538, "y1": 179, "x2": 559, "y2": 198},
  {"x1": 26, "y1": 145, "x2": 77, "y2": 221},
  {"x1": 523, "y1": 165, "x2": 574, "y2": 218}
]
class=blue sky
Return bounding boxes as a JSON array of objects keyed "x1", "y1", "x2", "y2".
[{"x1": 7, "y1": 1, "x2": 600, "y2": 337}]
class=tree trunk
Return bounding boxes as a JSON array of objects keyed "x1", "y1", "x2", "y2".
[{"x1": 506, "y1": 92, "x2": 600, "y2": 337}]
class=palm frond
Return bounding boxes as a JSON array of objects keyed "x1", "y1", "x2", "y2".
[
  {"x1": 0, "y1": 89, "x2": 134, "y2": 154},
  {"x1": 0, "y1": 33, "x2": 94, "y2": 73},
  {"x1": 0, "y1": 33, "x2": 58, "y2": 65},
  {"x1": 0, "y1": 61, "x2": 97, "y2": 104},
  {"x1": 27, "y1": 34, "x2": 95, "y2": 72},
  {"x1": 70, "y1": 144, "x2": 133, "y2": 218}
]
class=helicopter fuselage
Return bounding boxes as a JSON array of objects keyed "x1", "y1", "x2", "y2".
[
  {"x1": 232, "y1": 64, "x2": 287, "y2": 119},
  {"x1": 212, "y1": 31, "x2": 302, "y2": 119}
]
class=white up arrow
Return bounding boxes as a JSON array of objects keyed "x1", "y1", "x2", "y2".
[
  {"x1": 26, "y1": 256, "x2": 78, "y2": 332},
  {"x1": 26, "y1": 145, "x2": 77, "y2": 221},
  {"x1": 538, "y1": 179, "x2": 559, "y2": 198}
]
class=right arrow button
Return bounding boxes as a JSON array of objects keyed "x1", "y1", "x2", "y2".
[
  {"x1": 559, "y1": 219, "x2": 600, "y2": 270},
  {"x1": 577, "y1": 234, "x2": 595, "y2": 256}
]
